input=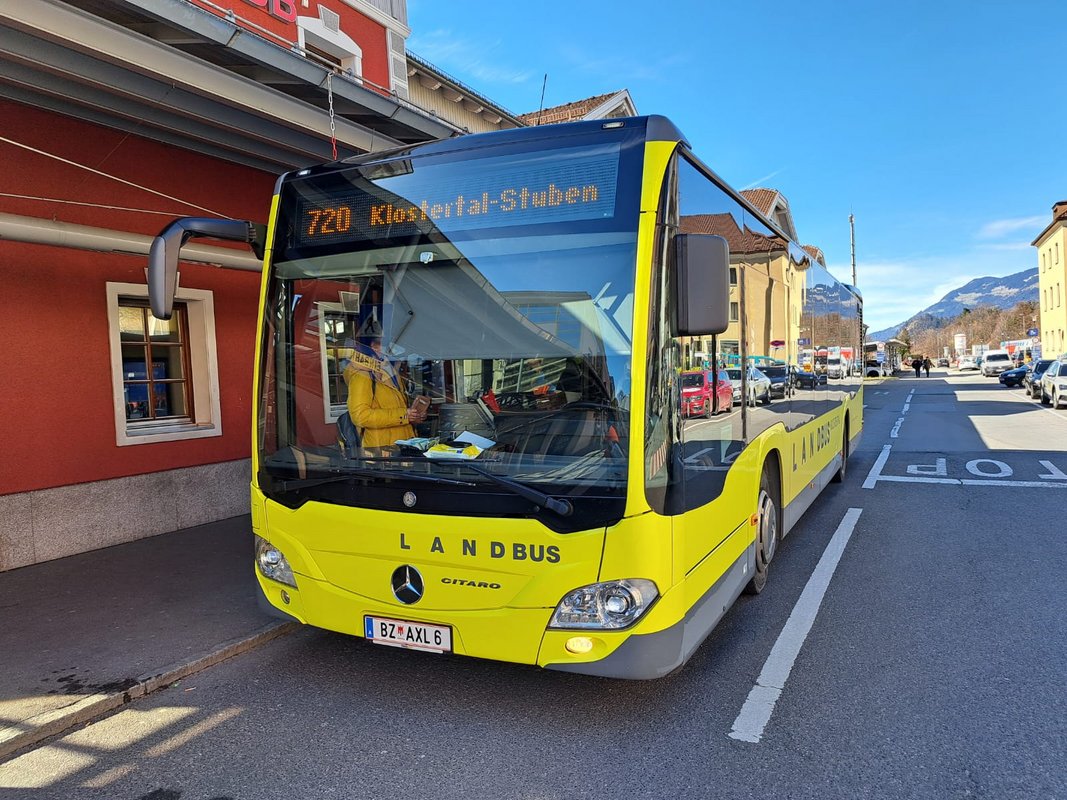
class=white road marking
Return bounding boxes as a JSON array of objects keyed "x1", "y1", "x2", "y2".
[
  {"x1": 908, "y1": 458, "x2": 947, "y2": 476},
  {"x1": 1039, "y1": 460, "x2": 1067, "y2": 480},
  {"x1": 863, "y1": 450, "x2": 1067, "y2": 489},
  {"x1": 882, "y1": 390, "x2": 915, "y2": 438},
  {"x1": 729, "y1": 508, "x2": 863, "y2": 744},
  {"x1": 863, "y1": 444, "x2": 892, "y2": 489},
  {"x1": 966, "y1": 459, "x2": 1012, "y2": 478},
  {"x1": 1035, "y1": 403, "x2": 1067, "y2": 424},
  {"x1": 870, "y1": 474, "x2": 1067, "y2": 489}
]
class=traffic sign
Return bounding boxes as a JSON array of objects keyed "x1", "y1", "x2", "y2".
[{"x1": 1027, "y1": 328, "x2": 1039, "y2": 337}]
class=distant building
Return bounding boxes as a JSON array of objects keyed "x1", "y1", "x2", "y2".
[
  {"x1": 1032, "y1": 201, "x2": 1067, "y2": 356},
  {"x1": 518, "y1": 89, "x2": 638, "y2": 126},
  {"x1": 678, "y1": 188, "x2": 815, "y2": 369}
]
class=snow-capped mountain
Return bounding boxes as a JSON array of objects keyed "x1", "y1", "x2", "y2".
[{"x1": 868, "y1": 268, "x2": 1038, "y2": 341}]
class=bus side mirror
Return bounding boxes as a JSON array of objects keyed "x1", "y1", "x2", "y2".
[
  {"x1": 673, "y1": 233, "x2": 730, "y2": 336},
  {"x1": 148, "y1": 218, "x2": 266, "y2": 320}
]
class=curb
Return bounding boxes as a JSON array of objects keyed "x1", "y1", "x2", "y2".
[{"x1": 0, "y1": 621, "x2": 299, "y2": 761}]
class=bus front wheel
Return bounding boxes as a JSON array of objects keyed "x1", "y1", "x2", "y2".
[{"x1": 745, "y1": 464, "x2": 780, "y2": 595}]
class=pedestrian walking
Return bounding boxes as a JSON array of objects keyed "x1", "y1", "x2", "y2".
[
  {"x1": 923, "y1": 357, "x2": 932, "y2": 377},
  {"x1": 913, "y1": 358, "x2": 922, "y2": 378}
]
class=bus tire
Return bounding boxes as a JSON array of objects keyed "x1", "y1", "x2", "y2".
[
  {"x1": 832, "y1": 419, "x2": 849, "y2": 483},
  {"x1": 744, "y1": 463, "x2": 780, "y2": 595}
]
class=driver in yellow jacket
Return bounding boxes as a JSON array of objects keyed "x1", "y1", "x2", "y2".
[{"x1": 344, "y1": 337, "x2": 426, "y2": 450}]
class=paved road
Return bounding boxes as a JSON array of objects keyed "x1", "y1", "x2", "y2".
[{"x1": 3, "y1": 371, "x2": 1065, "y2": 799}]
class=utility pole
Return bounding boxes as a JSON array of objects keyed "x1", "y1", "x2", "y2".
[{"x1": 849, "y1": 212, "x2": 857, "y2": 287}]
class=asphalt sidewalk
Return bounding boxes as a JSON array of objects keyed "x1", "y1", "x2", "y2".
[{"x1": 0, "y1": 515, "x2": 296, "y2": 760}]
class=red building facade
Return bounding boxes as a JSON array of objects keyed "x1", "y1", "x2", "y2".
[{"x1": 0, "y1": 0, "x2": 453, "y2": 570}]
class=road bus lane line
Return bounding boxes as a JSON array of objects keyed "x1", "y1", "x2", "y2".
[
  {"x1": 887, "y1": 389, "x2": 915, "y2": 439},
  {"x1": 863, "y1": 445, "x2": 892, "y2": 489},
  {"x1": 729, "y1": 507, "x2": 863, "y2": 744}
]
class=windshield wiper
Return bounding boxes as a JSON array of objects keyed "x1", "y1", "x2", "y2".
[
  {"x1": 266, "y1": 467, "x2": 475, "y2": 492},
  {"x1": 450, "y1": 462, "x2": 573, "y2": 516},
  {"x1": 265, "y1": 465, "x2": 570, "y2": 516}
]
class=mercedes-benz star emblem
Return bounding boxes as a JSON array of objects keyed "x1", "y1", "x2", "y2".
[
  {"x1": 391, "y1": 565, "x2": 424, "y2": 605},
  {"x1": 402, "y1": 491, "x2": 417, "y2": 508}
]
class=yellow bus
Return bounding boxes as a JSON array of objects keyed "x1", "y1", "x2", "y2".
[{"x1": 148, "y1": 116, "x2": 862, "y2": 679}]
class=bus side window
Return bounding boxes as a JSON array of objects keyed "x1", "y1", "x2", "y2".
[{"x1": 674, "y1": 156, "x2": 745, "y2": 510}]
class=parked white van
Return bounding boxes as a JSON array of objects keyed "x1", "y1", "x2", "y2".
[{"x1": 981, "y1": 349, "x2": 1013, "y2": 377}]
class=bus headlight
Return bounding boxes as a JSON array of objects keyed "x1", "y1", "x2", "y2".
[
  {"x1": 548, "y1": 579, "x2": 658, "y2": 630},
  {"x1": 255, "y1": 535, "x2": 297, "y2": 588}
]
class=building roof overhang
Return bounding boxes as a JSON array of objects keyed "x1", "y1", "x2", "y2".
[
  {"x1": 405, "y1": 50, "x2": 522, "y2": 129},
  {"x1": 0, "y1": 0, "x2": 457, "y2": 173},
  {"x1": 1031, "y1": 216, "x2": 1067, "y2": 247}
]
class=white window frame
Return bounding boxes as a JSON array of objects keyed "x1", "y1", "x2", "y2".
[
  {"x1": 106, "y1": 282, "x2": 223, "y2": 446},
  {"x1": 297, "y1": 13, "x2": 364, "y2": 79},
  {"x1": 317, "y1": 301, "x2": 350, "y2": 424}
]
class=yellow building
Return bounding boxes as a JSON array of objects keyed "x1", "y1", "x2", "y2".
[{"x1": 1032, "y1": 201, "x2": 1067, "y2": 357}]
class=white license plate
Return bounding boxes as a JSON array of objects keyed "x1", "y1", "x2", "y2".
[{"x1": 364, "y1": 615, "x2": 452, "y2": 653}]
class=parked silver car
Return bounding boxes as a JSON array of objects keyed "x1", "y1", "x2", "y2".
[
  {"x1": 726, "y1": 366, "x2": 772, "y2": 406},
  {"x1": 1040, "y1": 360, "x2": 1067, "y2": 408}
]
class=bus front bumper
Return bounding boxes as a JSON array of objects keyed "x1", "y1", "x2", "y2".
[{"x1": 255, "y1": 536, "x2": 754, "y2": 680}]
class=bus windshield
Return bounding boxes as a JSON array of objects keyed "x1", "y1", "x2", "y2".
[{"x1": 257, "y1": 129, "x2": 644, "y2": 511}]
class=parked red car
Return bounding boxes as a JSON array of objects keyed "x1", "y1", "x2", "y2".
[{"x1": 681, "y1": 369, "x2": 733, "y2": 417}]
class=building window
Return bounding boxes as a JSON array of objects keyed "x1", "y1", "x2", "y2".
[
  {"x1": 719, "y1": 339, "x2": 740, "y2": 367},
  {"x1": 107, "y1": 283, "x2": 223, "y2": 446},
  {"x1": 119, "y1": 301, "x2": 192, "y2": 423},
  {"x1": 317, "y1": 302, "x2": 359, "y2": 422},
  {"x1": 730, "y1": 301, "x2": 739, "y2": 322},
  {"x1": 729, "y1": 267, "x2": 737, "y2": 286},
  {"x1": 305, "y1": 42, "x2": 344, "y2": 70},
  {"x1": 297, "y1": 12, "x2": 364, "y2": 81},
  {"x1": 1057, "y1": 243, "x2": 1060, "y2": 264}
]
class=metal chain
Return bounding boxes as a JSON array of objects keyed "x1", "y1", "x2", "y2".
[{"x1": 326, "y1": 72, "x2": 337, "y2": 160}]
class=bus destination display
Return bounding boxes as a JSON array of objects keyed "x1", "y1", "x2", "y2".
[{"x1": 295, "y1": 147, "x2": 620, "y2": 245}]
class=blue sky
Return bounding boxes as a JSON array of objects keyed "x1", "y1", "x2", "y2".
[{"x1": 406, "y1": 0, "x2": 1064, "y2": 330}]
